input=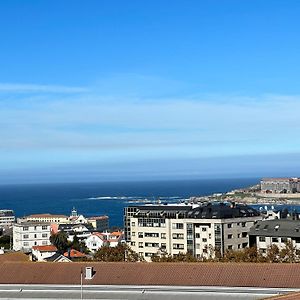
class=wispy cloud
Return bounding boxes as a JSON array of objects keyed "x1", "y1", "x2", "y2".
[
  {"x1": 0, "y1": 83, "x2": 88, "y2": 94},
  {"x1": 1, "y1": 73, "x2": 300, "y2": 181}
]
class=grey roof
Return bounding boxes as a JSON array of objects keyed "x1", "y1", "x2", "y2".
[
  {"x1": 133, "y1": 202, "x2": 260, "y2": 219},
  {"x1": 249, "y1": 219, "x2": 300, "y2": 238},
  {"x1": 58, "y1": 223, "x2": 94, "y2": 232}
]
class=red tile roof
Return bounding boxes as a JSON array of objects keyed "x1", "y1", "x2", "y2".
[
  {"x1": 1, "y1": 262, "x2": 300, "y2": 287},
  {"x1": 63, "y1": 249, "x2": 86, "y2": 258},
  {"x1": 32, "y1": 245, "x2": 57, "y2": 252}
]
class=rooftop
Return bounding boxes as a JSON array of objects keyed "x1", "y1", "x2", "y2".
[
  {"x1": 0, "y1": 262, "x2": 300, "y2": 288},
  {"x1": 32, "y1": 245, "x2": 57, "y2": 252},
  {"x1": 133, "y1": 202, "x2": 260, "y2": 219},
  {"x1": 88, "y1": 216, "x2": 109, "y2": 220},
  {"x1": 249, "y1": 219, "x2": 300, "y2": 238},
  {"x1": 26, "y1": 213, "x2": 68, "y2": 218},
  {"x1": 63, "y1": 249, "x2": 86, "y2": 258}
]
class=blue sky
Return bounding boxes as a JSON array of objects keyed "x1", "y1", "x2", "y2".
[{"x1": 1, "y1": 0, "x2": 300, "y2": 183}]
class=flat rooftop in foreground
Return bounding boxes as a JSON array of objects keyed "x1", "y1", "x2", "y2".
[{"x1": 0, "y1": 261, "x2": 300, "y2": 288}]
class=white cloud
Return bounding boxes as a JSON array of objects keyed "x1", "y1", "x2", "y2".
[
  {"x1": 1, "y1": 74, "x2": 300, "y2": 177},
  {"x1": 0, "y1": 83, "x2": 88, "y2": 93}
]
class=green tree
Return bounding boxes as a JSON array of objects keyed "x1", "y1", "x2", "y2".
[
  {"x1": 94, "y1": 244, "x2": 141, "y2": 262},
  {"x1": 266, "y1": 244, "x2": 280, "y2": 263},
  {"x1": 50, "y1": 232, "x2": 70, "y2": 253},
  {"x1": 0, "y1": 235, "x2": 11, "y2": 249},
  {"x1": 279, "y1": 241, "x2": 296, "y2": 263}
]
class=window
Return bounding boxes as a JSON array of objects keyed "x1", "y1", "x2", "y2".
[
  {"x1": 145, "y1": 242, "x2": 159, "y2": 248},
  {"x1": 281, "y1": 237, "x2": 288, "y2": 243},
  {"x1": 23, "y1": 226, "x2": 29, "y2": 231},
  {"x1": 23, "y1": 234, "x2": 29, "y2": 239},
  {"x1": 260, "y1": 248, "x2": 267, "y2": 253},
  {"x1": 227, "y1": 224, "x2": 232, "y2": 228},
  {"x1": 132, "y1": 222, "x2": 136, "y2": 226},
  {"x1": 202, "y1": 238, "x2": 207, "y2": 242},
  {"x1": 173, "y1": 243, "x2": 184, "y2": 250},
  {"x1": 161, "y1": 233, "x2": 166, "y2": 239},
  {"x1": 92, "y1": 243, "x2": 97, "y2": 247},
  {"x1": 242, "y1": 222, "x2": 246, "y2": 227},
  {"x1": 259, "y1": 236, "x2": 266, "y2": 242},
  {"x1": 42, "y1": 233, "x2": 48, "y2": 238},
  {"x1": 34, "y1": 234, "x2": 37, "y2": 238},
  {"x1": 23, "y1": 242, "x2": 29, "y2": 247},
  {"x1": 272, "y1": 237, "x2": 279, "y2": 243},
  {"x1": 138, "y1": 242, "x2": 143, "y2": 248},
  {"x1": 42, "y1": 241, "x2": 48, "y2": 245},
  {"x1": 195, "y1": 233, "x2": 200, "y2": 239},
  {"x1": 242, "y1": 232, "x2": 247, "y2": 238},
  {"x1": 196, "y1": 243, "x2": 200, "y2": 249},
  {"x1": 228, "y1": 234, "x2": 233, "y2": 239},
  {"x1": 145, "y1": 232, "x2": 159, "y2": 238},
  {"x1": 238, "y1": 244, "x2": 241, "y2": 249},
  {"x1": 242, "y1": 242, "x2": 248, "y2": 248},
  {"x1": 161, "y1": 243, "x2": 166, "y2": 249},
  {"x1": 131, "y1": 232, "x2": 135, "y2": 237},
  {"x1": 237, "y1": 234, "x2": 241, "y2": 238},
  {"x1": 138, "y1": 232, "x2": 143, "y2": 238},
  {"x1": 172, "y1": 223, "x2": 183, "y2": 229},
  {"x1": 131, "y1": 242, "x2": 136, "y2": 246},
  {"x1": 172, "y1": 233, "x2": 184, "y2": 239},
  {"x1": 202, "y1": 227, "x2": 207, "y2": 232},
  {"x1": 228, "y1": 245, "x2": 233, "y2": 250}
]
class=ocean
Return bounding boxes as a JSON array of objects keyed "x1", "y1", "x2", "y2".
[{"x1": 0, "y1": 178, "x2": 264, "y2": 227}]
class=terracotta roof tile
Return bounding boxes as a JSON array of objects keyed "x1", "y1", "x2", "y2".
[
  {"x1": 1, "y1": 262, "x2": 300, "y2": 288},
  {"x1": 32, "y1": 245, "x2": 57, "y2": 252},
  {"x1": 63, "y1": 249, "x2": 86, "y2": 258}
]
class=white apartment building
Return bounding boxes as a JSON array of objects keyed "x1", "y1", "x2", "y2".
[
  {"x1": 0, "y1": 210, "x2": 15, "y2": 227},
  {"x1": 125, "y1": 202, "x2": 262, "y2": 261},
  {"x1": 23, "y1": 213, "x2": 69, "y2": 224},
  {"x1": 249, "y1": 219, "x2": 300, "y2": 255},
  {"x1": 13, "y1": 222, "x2": 51, "y2": 252}
]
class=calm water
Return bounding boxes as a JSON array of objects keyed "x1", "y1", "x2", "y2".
[{"x1": 0, "y1": 178, "x2": 261, "y2": 227}]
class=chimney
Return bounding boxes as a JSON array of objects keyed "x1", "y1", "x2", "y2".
[{"x1": 85, "y1": 266, "x2": 94, "y2": 280}]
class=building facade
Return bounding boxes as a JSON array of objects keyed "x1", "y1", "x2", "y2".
[
  {"x1": 125, "y1": 202, "x2": 262, "y2": 261},
  {"x1": 0, "y1": 210, "x2": 15, "y2": 228},
  {"x1": 23, "y1": 214, "x2": 69, "y2": 224},
  {"x1": 249, "y1": 219, "x2": 300, "y2": 255},
  {"x1": 88, "y1": 216, "x2": 109, "y2": 231},
  {"x1": 261, "y1": 178, "x2": 300, "y2": 193},
  {"x1": 13, "y1": 222, "x2": 51, "y2": 252}
]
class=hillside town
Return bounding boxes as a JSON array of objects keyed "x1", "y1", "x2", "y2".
[{"x1": 1, "y1": 178, "x2": 300, "y2": 264}]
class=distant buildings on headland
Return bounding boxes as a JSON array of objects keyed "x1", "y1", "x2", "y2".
[{"x1": 261, "y1": 177, "x2": 300, "y2": 194}]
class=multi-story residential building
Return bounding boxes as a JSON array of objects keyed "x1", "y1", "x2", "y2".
[
  {"x1": 23, "y1": 213, "x2": 69, "y2": 224},
  {"x1": 249, "y1": 219, "x2": 300, "y2": 255},
  {"x1": 0, "y1": 210, "x2": 15, "y2": 228},
  {"x1": 13, "y1": 222, "x2": 51, "y2": 252},
  {"x1": 261, "y1": 178, "x2": 300, "y2": 193},
  {"x1": 88, "y1": 216, "x2": 109, "y2": 231},
  {"x1": 125, "y1": 202, "x2": 261, "y2": 261}
]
